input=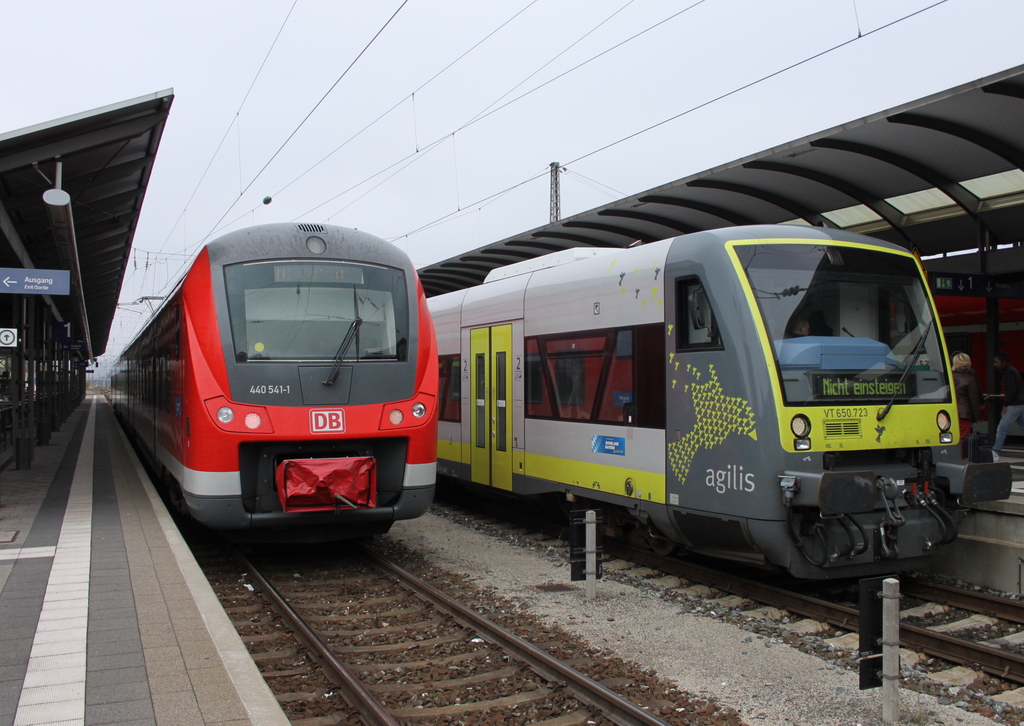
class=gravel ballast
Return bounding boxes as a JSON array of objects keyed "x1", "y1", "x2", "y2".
[{"x1": 382, "y1": 510, "x2": 1004, "y2": 726}]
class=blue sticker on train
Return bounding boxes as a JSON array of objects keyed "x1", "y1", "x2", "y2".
[{"x1": 591, "y1": 435, "x2": 626, "y2": 456}]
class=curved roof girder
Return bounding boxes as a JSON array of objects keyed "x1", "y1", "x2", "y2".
[
  {"x1": 983, "y1": 82, "x2": 1024, "y2": 99},
  {"x1": 438, "y1": 261, "x2": 496, "y2": 273},
  {"x1": 596, "y1": 208, "x2": 699, "y2": 234},
  {"x1": 809, "y1": 137, "x2": 997, "y2": 242},
  {"x1": 637, "y1": 195, "x2": 757, "y2": 226},
  {"x1": 684, "y1": 180, "x2": 834, "y2": 227},
  {"x1": 477, "y1": 248, "x2": 540, "y2": 259},
  {"x1": 417, "y1": 278, "x2": 462, "y2": 296},
  {"x1": 530, "y1": 231, "x2": 608, "y2": 246},
  {"x1": 422, "y1": 269, "x2": 482, "y2": 285},
  {"x1": 888, "y1": 112, "x2": 1024, "y2": 170},
  {"x1": 506, "y1": 240, "x2": 568, "y2": 252},
  {"x1": 562, "y1": 220, "x2": 660, "y2": 243},
  {"x1": 743, "y1": 160, "x2": 911, "y2": 242},
  {"x1": 460, "y1": 255, "x2": 518, "y2": 266}
]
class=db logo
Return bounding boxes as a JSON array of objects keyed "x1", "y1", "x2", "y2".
[{"x1": 310, "y1": 409, "x2": 345, "y2": 434}]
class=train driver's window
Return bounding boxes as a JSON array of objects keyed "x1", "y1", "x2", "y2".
[{"x1": 676, "y1": 278, "x2": 721, "y2": 351}]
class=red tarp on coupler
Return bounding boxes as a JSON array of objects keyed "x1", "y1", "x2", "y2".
[{"x1": 275, "y1": 457, "x2": 377, "y2": 512}]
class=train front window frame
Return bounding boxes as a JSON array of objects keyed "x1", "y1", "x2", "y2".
[
  {"x1": 224, "y1": 260, "x2": 408, "y2": 364},
  {"x1": 735, "y1": 242, "x2": 950, "y2": 406}
]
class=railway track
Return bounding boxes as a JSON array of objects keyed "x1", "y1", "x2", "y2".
[
  {"x1": 193, "y1": 540, "x2": 743, "y2": 726},
  {"x1": 431, "y1": 490, "x2": 1024, "y2": 691},
  {"x1": 606, "y1": 541, "x2": 1024, "y2": 685}
]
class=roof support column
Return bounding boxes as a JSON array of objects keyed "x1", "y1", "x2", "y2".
[
  {"x1": 37, "y1": 302, "x2": 52, "y2": 446},
  {"x1": 14, "y1": 295, "x2": 29, "y2": 469},
  {"x1": 979, "y1": 222, "x2": 1002, "y2": 435}
]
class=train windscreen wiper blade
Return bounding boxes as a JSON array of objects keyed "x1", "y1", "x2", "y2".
[
  {"x1": 323, "y1": 317, "x2": 362, "y2": 386},
  {"x1": 876, "y1": 318, "x2": 934, "y2": 422}
]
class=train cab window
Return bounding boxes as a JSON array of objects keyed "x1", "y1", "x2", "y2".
[
  {"x1": 675, "y1": 278, "x2": 721, "y2": 350},
  {"x1": 224, "y1": 261, "x2": 408, "y2": 363},
  {"x1": 438, "y1": 355, "x2": 461, "y2": 422},
  {"x1": 735, "y1": 242, "x2": 949, "y2": 406}
]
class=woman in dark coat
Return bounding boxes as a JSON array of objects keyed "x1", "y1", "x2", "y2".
[{"x1": 952, "y1": 352, "x2": 983, "y2": 451}]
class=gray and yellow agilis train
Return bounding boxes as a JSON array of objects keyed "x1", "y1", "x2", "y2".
[{"x1": 430, "y1": 225, "x2": 1011, "y2": 579}]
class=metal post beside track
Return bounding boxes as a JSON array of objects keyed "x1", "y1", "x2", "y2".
[
  {"x1": 882, "y1": 577, "x2": 901, "y2": 723},
  {"x1": 586, "y1": 509, "x2": 597, "y2": 599}
]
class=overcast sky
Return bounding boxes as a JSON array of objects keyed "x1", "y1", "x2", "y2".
[{"x1": 2, "y1": 0, "x2": 1023, "y2": 361}]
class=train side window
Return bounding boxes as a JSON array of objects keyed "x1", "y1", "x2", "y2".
[
  {"x1": 546, "y1": 336, "x2": 606, "y2": 420},
  {"x1": 636, "y1": 323, "x2": 666, "y2": 428},
  {"x1": 438, "y1": 355, "x2": 461, "y2": 422},
  {"x1": 525, "y1": 338, "x2": 552, "y2": 417},
  {"x1": 596, "y1": 329, "x2": 633, "y2": 423},
  {"x1": 676, "y1": 278, "x2": 721, "y2": 350}
]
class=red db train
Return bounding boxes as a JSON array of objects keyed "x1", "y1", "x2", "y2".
[{"x1": 111, "y1": 223, "x2": 437, "y2": 541}]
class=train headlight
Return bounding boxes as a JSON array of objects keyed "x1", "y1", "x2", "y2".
[
  {"x1": 936, "y1": 410, "x2": 951, "y2": 432},
  {"x1": 217, "y1": 406, "x2": 235, "y2": 423},
  {"x1": 794, "y1": 438, "x2": 812, "y2": 451},
  {"x1": 790, "y1": 415, "x2": 811, "y2": 438},
  {"x1": 244, "y1": 412, "x2": 262, "y2": 430},
  {"x1": 411, "y1": 402, "x2": 427, "y2": 418},
  {"x1": 306, "y1": 236, "x2": 327, "y2": 254},
  {"x1": 389, "y1": 409, "x2": 404, "y2": 425}
]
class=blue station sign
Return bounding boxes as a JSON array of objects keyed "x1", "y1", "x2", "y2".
[{"x1": 0, "y1": 268, "x2": 70, "y2": 296}]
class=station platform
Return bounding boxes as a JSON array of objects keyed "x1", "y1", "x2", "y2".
[{"x1": 0, "y1": 396, "x2": 289, "y2": 726}]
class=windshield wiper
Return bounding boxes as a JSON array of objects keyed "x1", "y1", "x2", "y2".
[
  {"x1": 876, "y1": 318, "x2": 933, "y2": 422},
  {"x1": 323, "y1": 317, "x2": 362, "y2": 386}
]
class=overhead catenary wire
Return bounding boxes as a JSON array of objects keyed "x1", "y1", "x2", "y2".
[
  {"x1": 561, "y1": 0, "x2": 948, "y2": 170},
  {"x1": 152, "y1": 0, "x2": 299, "y2": 258},
  {"x1": 197, "y1": 0, "x2": 411, "y2": 246},
  {"x1": 562, "y1": 168, "x2": 627, "y2": 200},
  {"x1": 302, "y1": 2, "x2": 700, "y2": 225},
  {"x1": 187, "y1": 0, "x2": 675, "y2": 242},
  {"x1": 390, "y1": 0, "x2": 950, "y2": 250},
  {"x1": 118, "y1": 1, "x2": 418, "y2": 339},
  {"x1": 243, "y1": 0, "x2": 542, "y2": 217},
  {"x1": 143, "y1": 0, "x2": 637, "y2": 289}
]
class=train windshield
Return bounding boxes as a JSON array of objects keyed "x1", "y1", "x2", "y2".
[
  {"x1": 736, "y1": 243, "x2": 948, "y2": 406},
  {"x1": 224, "y1": 260, "x2": 408, "y2": 362}
]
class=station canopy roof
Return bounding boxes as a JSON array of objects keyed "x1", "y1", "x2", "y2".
[
  {"x1": 0, "y1": 90, "x2": 173, "y2": 356},
  {"x1": 418, "y1": 64, "x2": 1024, "y2": 297}
]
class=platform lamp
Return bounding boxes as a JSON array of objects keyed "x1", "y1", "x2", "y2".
[{"x1": 43, "y1": 165, "x2": 93, "y2": 363}]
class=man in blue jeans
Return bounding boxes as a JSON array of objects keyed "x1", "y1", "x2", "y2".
[{"x1": 992, "y1": 352, "x2": 1024, "y2": 462}]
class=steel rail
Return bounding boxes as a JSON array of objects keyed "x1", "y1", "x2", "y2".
[
  {"x1": 902, "y1": 577, "x2": 1024, "y2": 624},
  {"x1": 361, "y1": 546, "x2": 674, "y2": 726},
  {"x1": 231, "y1": 547, "x2": 400, "y2": 726},
  {"x1": 608, "y1": 543, "x2": 1024, "y2": 684}
]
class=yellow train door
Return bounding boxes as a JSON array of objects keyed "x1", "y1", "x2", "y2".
[{"x1": 469, "y1": 325, "x2": 513, "y2": 490}]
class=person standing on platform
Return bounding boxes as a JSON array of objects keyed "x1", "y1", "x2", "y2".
[
  {"x1": 992, "y1": 352, "x2": 1024, "y2": 462},
  {"x1": 952, "y1": 353, "x2": 983, "y2": 455}
]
